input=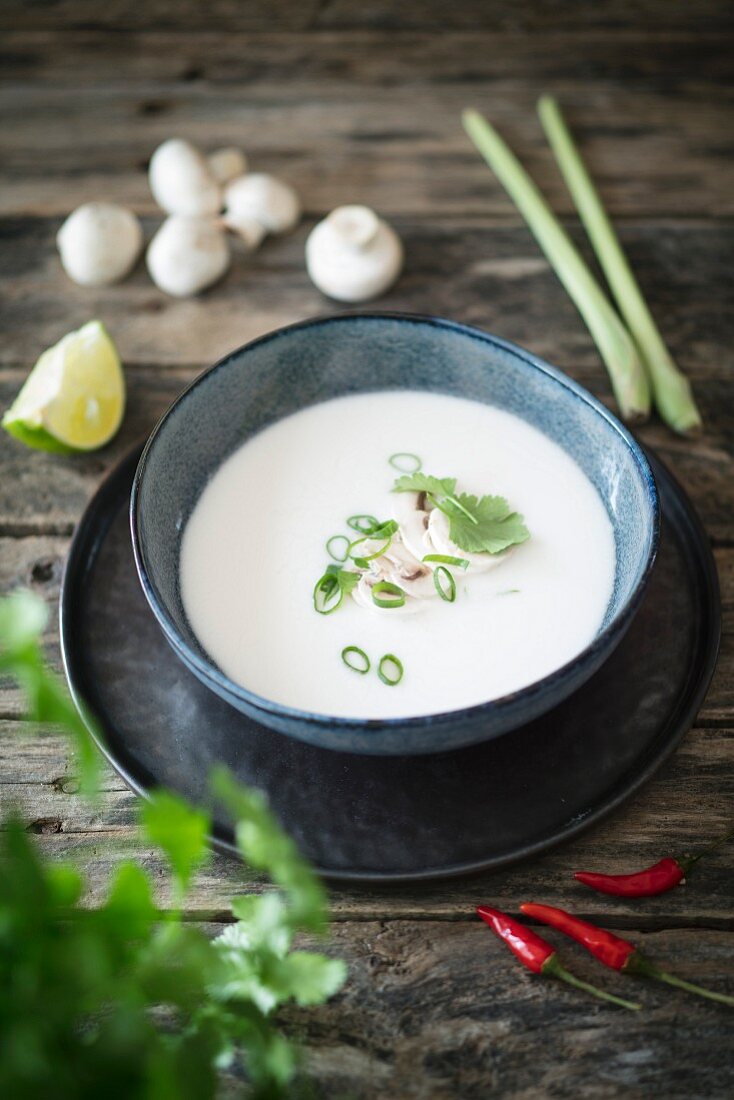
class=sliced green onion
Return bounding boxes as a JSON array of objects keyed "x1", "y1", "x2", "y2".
[
  {"x1": 348, "y1": 520, "x2": 398, "y2": 564},
  {"x1": 326, "y1": 534, "x2": 350, "y2": 562},
  {"x1": 423, "y1": 553, "x2": 470, "y2": 570},
  {"x1": 434, "y1": 565, "x2": 456, "y2": 602},
  {"x1": 313, "y1": 572, "x2": 342, "y2": 615},
  {"x1": 371, "y1": 581, "x2": 406, "y2": 609},
  {"x1": 462, "y1": 108, "x2": 650, "y2": 423},
  {"x1": 378, "y1": 653, "x2": 404, "y2": 686},
  {"x1": 537, "y1": 95, "x2": 701, "y2": 435},
  {"x1": 347, "y1": 514, "x2": 380, "y2": 534},
  {"x1": 389, "y1": 452, "x2": 422, "y2": 473},
  {"x1": 341, "y1": 646, "x2": 370, "y2": 675}
]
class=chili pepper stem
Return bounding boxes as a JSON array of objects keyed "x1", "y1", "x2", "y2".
[
  {"x1": 543, "y1": 955, "x2": 640, "y2": 1011},
  {"x1": 678, "y1": 825, "x2": 734, "y2": 873},
  {"x1": 631, "y1": 957, "x2": 734, "y2": 1007}
]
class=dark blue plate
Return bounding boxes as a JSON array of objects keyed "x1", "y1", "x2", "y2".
[{"x1": 60, "y1": 446, "x2": 719, "y2": 882}]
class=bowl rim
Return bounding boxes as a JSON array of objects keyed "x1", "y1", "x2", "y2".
[{"x1": 130, "y1": 310, "x2": 660, "y2": 733}]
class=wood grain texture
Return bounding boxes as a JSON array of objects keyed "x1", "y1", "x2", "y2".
[
  {"x1": 284, "y1": 924, "x2": 734, "y2": 1100},
  {"x1": 1, "y1": 3, "x2": 732, "y2": 1095},
  {"x1": 2, "y1": 0, "x2": 732, "y2": 34},
  {"x1": 1, "y1": 220, "x2": 732, "y2": 373},
  {"x1": 1, "y1": 721, "x2": 733, "y2": 926},
  {"x1": 1, "y1": 32, "x2": 731, "y2": 218}
]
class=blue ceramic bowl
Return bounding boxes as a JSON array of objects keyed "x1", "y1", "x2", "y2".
[{"x1": 131, "y1": 313, "x2": 659, "y2": 756}]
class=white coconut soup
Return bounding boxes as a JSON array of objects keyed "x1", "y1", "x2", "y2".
[{"x1": 180, "y1": 391, "x2": 615, "y2": 719}]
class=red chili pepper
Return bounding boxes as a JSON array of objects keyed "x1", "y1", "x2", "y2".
[
  {"x1": 574, "y1": 826, "x2": 734, "y2": 897},
  {"x1": 476, "y1": 906, "x2": 639, "y2": 1010},
  {"x1": 521, "y1": 903, "x2": 734, "y2": 1008}
]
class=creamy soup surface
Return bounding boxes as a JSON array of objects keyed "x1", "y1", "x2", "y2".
[{"x1": 180, "y1": 391, "x2": 615, "y2": 719}]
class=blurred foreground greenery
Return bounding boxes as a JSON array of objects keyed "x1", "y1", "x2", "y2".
[{"x1": 0, "y1": 592, "x2": 346, "y2": 1099}]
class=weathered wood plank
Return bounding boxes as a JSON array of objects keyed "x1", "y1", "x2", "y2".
[
  {"x1": 4, "y1": 29, "x2": 732, "y2": 89},
  {"x1": 1, "y1": 62, "x2": 730, "y2": 218},
  {"x1": 0, "y1": 218, "x2": 731, "y2": 376},
  {"x1": 1, "y1": 0, "x2": 731, "y2": 35},
  {"x1": 286, "y1": 923, "x2": 734, "y2": 1100},
  {"x1": 2, "y1": 721, "x2": 732, "y2": 924}
]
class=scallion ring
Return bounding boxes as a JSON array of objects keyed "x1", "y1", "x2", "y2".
[
  {"x1": 348, "y1": 520, "x2": 398, "y2": 564},
  {"x1": 326, "y1": 534, "x2": 350, "y2": 562},
  {"x1": 313, "y1": 571, "x2": 343, "y2": 615},
  {"x1": 378, "y1": 653, "x2": 404, "y2": 686},
  {"x1": 341, "y1": 646, "x2": 370, "y2": 675},
  {"x1": 423, "y1": 553, "x2": 470, "y2": 570},
  {"x1": 388, "y1": 452, "x2": 422, "y2": 474},
  {"x1": 434, "y1": 565, "x2": 456, "y2": 603},
  {"x1": 371, "y1": 581, "x2": 406, "y2": 609},
  {"x1": 347, "y1": 514, "x2": 380, "y2": 535}
]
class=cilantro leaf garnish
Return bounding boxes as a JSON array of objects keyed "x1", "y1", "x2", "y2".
[
  {"x1": 325, "y1": 563, "x2": 360, "y2": 593},
  {"x1": 393, "y1": 472, "x2": 457, "y2": 497},
  {"x1": 392, "y1": 471, "x2": 530, "y2": 555},
  {"x1": 444, "y1": 492, "x2": 530, "y2": 554}
]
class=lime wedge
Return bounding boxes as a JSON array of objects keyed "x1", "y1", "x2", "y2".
[{"x1": 2, "y1": 321, "x2": 125, "y2": 453}]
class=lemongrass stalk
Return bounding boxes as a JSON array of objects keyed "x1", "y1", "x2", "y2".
[
  {"x1": 462, "y1": 108, "x2": 650, "y2": 422},
  {"x1": 538, "y1": 95, "x2": 702, "y2": 435}
]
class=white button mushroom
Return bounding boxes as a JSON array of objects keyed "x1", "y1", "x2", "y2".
[
  {"x1": 149, "y1": 138, "x2": 222, "y2": 217},
  {"x1": 305, "y1": 205, "x2": 403, "y2": 302},
  {"x1": 56, "y1": 202, "x2": 143, "y2": 287},
  {"x1": 221, "y1": 211, "x2": 267, "y2": 252},
  {"x1": 224, "y1": 173, "x2": 301, "y2": 234},
  {"x1": 146, "y1": 216, "x2": 230, "y2": 298},
  {"x1": 207, "y1": 147, "x2": 248, "y2": 186}
]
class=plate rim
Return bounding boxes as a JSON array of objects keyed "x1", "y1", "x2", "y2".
[{"x1": 60, "y1": 444, "x2": 721, "y2": 883}]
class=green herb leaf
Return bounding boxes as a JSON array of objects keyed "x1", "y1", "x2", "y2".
[
  {"x1": 444, "y1": 493, "x2": 530, "y2": 554},
  {"x1": 393, "y1": 472, "x2": 457, "y2": 497},
  {"x1": 313, "y1": 566, "x2": 359, "y2": 614},
  {"x1": 140, "y1": 790, "x2": 210, "y2": 898},
  {"x1": 211, "y1": 766, "x2": 327, "y2": 932},
  {"x1": 0, "y1": 594, "x2": 347, "y2": 1100},
  {"x1": 333, "y1": 569, "x2": 359, "y2": 595},
  {"x1": 270, "y1": 952, "x2": 348, "y2": 1006},
  {"x1": 0, "y1": 591, "x2": 100, "y2": 797},
  {"x1": 0, "y1": 589, "x2": 48, "y2": 654}
]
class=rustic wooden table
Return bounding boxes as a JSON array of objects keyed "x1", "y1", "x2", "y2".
[{"x1": 2, "y1": 2, "x2": 733, "y2": 1096}]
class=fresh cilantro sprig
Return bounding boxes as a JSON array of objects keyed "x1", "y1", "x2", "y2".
[
  {"x1": 0, "y1": 591, "x2": 346, "y2": 1099},
  {"x1": 441, "y1": 492, "x2": 530, "y2": 554},
  {"x1": 393, "y1": 472, "x2": 530, "y2": 555},
  {"x1": 392, "y1": 472, "x2": 457, "y2": 498}
]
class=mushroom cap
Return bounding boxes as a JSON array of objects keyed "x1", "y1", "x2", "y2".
[
  {"x1": 224, "y1": 173, "x2": 301, "y2": 234},
  {"x1": 149, "y1": 138, "x2": 222, "y2": 217},
  {"x1": 207, "y1": 147, "x2": 248, "y2": 186},
  {"x1": 56, "y1": 202, "x2": 143, "y2": 287},
  {"x1": 305, "y1": 205, "x2": 403, "y2": 302},
  {"x1": 146, "y1": 216, "x2": 230, "y2": 298}
]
